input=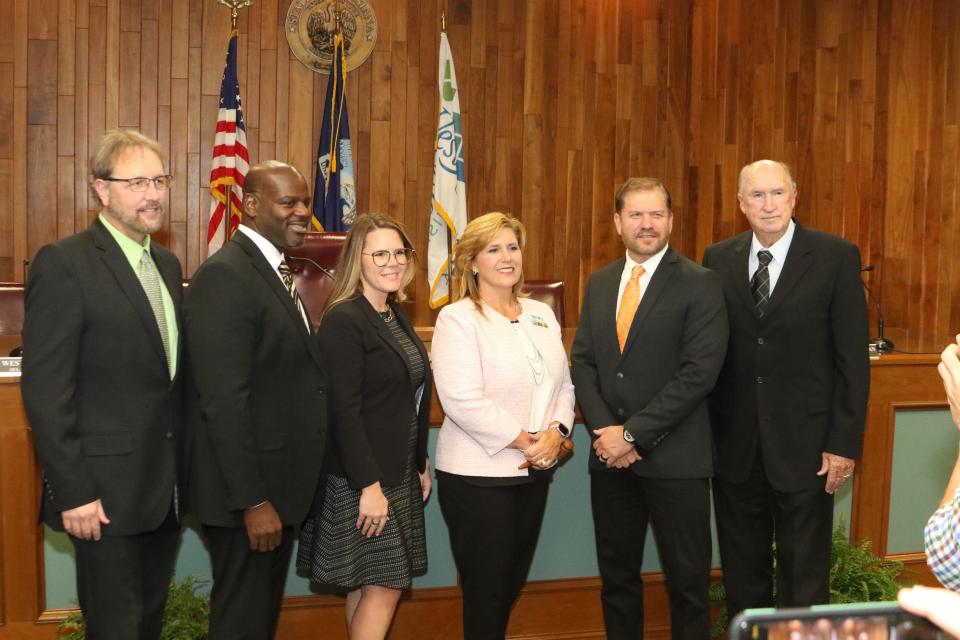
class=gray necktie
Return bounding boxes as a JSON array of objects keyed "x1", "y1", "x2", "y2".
[
  {"x1": 138, "y1": 250, "x2": 171, "y2": 366},
  {"x1": 751, "y1": 249, "x2": 773, "y2": 317}
]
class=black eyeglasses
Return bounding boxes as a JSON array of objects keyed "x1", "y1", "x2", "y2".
[
  {"x1": 362, "y1": 248, "x2": 415, "y2": 267},
  {"x1": 101, "y1": 175, "x2": 174, "y2": 192}
]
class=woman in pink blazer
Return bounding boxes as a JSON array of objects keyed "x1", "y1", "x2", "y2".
[{"x1": 431, "y1": 212, "x2": 576, "y2": 640}]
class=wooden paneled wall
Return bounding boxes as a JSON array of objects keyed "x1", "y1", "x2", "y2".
[
  {"x1": 687, "y1": 0, "x2": 960, "y2": 351},
  {"x1": 4, "y1": 0, "x2": 959, "y2": 344}
]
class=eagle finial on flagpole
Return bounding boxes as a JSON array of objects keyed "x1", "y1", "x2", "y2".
[{"x1": 218, "y1": 0, "x2": 253, "y2": 30}]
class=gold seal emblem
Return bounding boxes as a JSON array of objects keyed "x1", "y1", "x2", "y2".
[{"x1": 285, "y1": 0, "x2": 378, "y2": 73}]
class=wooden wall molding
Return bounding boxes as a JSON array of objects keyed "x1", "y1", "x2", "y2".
[
  {"x1": 0, "y1": 378, "x2": 46, "y2": 634},
  {"x1": 851, "y1": 353, "x2": 947, "y2": 588},
  {"x1": 274, "y1": 579, "x2": 612, "y2": 640}
]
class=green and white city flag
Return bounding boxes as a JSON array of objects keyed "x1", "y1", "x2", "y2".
[{"x1": 428, "y1": 31, "x2": 467, "y2": 308}]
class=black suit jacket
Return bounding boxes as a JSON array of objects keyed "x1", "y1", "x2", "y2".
[
  {"x1": 702, "y1": 223, "x2": 870, "y2": 492},
  {"x1": 22, "y1": 218, "x2": 184, "y2": 535},
  {"x1": 571, "y1": 247, "x2": 729, "y2": 478},
  {"x1": 317, "y1": 296, "x2": 431, "y2": 490},
  {"x1": 184, "y1": 231, "x2": 328, "y2": 527}
]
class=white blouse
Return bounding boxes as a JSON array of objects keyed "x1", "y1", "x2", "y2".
[{"x1": 512, "y1": 316, "x2": 555, "y2": 436}]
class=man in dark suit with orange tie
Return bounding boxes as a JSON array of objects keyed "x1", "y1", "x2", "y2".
[
  {"x1": 572, "y1": 177, "x2": 728, "y2": 639},
  {"x1": 703, "y1": 160, "x2": 870, "y2": 619},
  {"x1": 185, "y1": 160, "x2": 328, "y2": 640},
  {"x1": 22, "y1": 129, "x2": 184, "y2": 639}
]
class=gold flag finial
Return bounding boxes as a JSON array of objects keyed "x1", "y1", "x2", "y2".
[{"x1": 218, "y1": 0, "x2": 253, "y2": 30}]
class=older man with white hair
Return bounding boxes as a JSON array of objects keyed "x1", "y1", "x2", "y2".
[{"x1": 703, "y1": 159, "x2": 870, "y2": 619}]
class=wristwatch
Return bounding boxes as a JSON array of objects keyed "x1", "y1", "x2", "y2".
[
  {"x1": 622, "y1": 428, "x2": 636, "y2": 443},
  {"x1": 550, "y1": 422, "x2": 572, "y2": 438}
]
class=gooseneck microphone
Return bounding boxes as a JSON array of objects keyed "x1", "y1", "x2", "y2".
[{"x1": 861, "y1": 265, "x2": 894, "y2": 352}]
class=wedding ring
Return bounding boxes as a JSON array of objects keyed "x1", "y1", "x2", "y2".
[
  {"x1": 539, "y1": 458, "x2": 549, "y2": 466},
  {"x1": 842, "y1": 474, "x2": 851, "y2": 478},
  {"x1": 372, "y1": 520, "x2": 380, "y2": 524}
]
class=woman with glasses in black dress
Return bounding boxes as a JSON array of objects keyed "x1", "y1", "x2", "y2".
[{"x1": 298, "y1": 213, "x2": 431, "y2": 639}]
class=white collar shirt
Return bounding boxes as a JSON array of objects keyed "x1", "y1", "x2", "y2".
[
  {"x1": 748, "y1": 219, "x2": 796, "y2": 294},
  {"x1": 237, "y1": 224, "x2": 311, "y2": 329},
  {"x1": 616, "y1": 243, "x2": 669, "y2": 316}
]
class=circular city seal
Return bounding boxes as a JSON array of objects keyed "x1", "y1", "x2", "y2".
[{"x1": 285, "y1": 0, "x2": 378, "y2": 73}]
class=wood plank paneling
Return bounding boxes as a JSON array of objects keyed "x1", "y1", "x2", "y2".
[
  {"x1": 8, "y1": 36, "x2": 957, "y2": 640},
  {"x1": 26, "y1": 125, "x2": 57, "y2": 259},
  {"x1": 0, "y1": 64, "x2": 14, "y2": 159},
  {"x1": 26, "y1": 40, "x2": 57, "y2": 126},
  {"x1": 139, "y1": 18, "x2": 159, "y2": 139},
  {"x1": 6, "y1": 0, "x2": 960, "y2": 324},
  {"x1": 4, "y1": 0, "x2": 959, "y2": 348}
]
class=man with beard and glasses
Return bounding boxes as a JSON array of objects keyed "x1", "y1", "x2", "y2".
[
  {"x1": 184, "y1": 161, "x2": 329, "y2": 639},
  {"x1": 572, "y1": 177, "x2": 728, "y2": 639},
  {"x1": 22, "y1": 129, "x2": 184, "y2": 639}
]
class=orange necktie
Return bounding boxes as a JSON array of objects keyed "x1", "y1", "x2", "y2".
[{"x1": 616, "y1": 265, "x2": 645, "y2": 352}]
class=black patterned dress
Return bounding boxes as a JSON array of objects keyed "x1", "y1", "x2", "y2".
[{"x1": 297, "y1": 312, "x2": 427, "y2": 589}]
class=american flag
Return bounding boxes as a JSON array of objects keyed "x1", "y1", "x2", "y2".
[{"x1": 206, "y1": 29, "x2": 249, "y2": 255}]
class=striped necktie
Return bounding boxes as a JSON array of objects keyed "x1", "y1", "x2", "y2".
[
  {"x1": 278, "y1": 261, "x2": 306, "y2": 321},
  {"x1": 751, "y1": 249, "x2": 773, "y2": 317}
]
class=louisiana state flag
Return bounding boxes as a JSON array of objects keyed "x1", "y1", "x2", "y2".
[{"x1": 312, "y1": 32, "x2": 356, "y2": 232}]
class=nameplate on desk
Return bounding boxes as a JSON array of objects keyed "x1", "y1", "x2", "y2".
[{"x1": 0, "y1": 357, "x2": 22, "y2": 377}]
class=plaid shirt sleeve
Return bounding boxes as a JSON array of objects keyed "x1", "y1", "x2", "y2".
[{"x1": 925, "y1": 486, "x2": 960, "y2": 592}]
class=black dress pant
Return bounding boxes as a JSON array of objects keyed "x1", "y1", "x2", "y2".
[
  {"x1": 71, "y1": 507, "x2": 180, "y2": 640},
  {"x1": 203, "y1": 524, "x2": 295, "y2": 640},
  {"x1": 437, "y1": 472, "x2": 549, "y2": 640},
  {"x1": 590, "y1": 470, "x2": 711, "y2": 640},
  {"x1": 713, "y1": 453, "x2": 833, "y2": 619}
]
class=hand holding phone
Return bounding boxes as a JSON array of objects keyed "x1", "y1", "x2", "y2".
[{"x1": 729, "y1": 602, "x2": 946, "y2": 640}]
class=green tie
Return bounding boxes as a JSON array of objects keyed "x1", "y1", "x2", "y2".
[{"x1": 138, "y1": 250, "x2": 171, "y2": 368}]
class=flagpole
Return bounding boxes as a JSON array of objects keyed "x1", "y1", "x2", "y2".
[
  {"x1": 440, "y1": 11, "x2": 451, "y2": 292},
  {"x1": 428, "y1": 16, "x2": 466, "y2": 308},
  {"x1": 311, "y1": 8, "x2": 356, "y2": 232},
  {"x1": 211, "y1": 0, "x2": 252, "y2": 251},
  {"x1": 206, "y1": 0, "x2": 253, "y2": 255}
]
